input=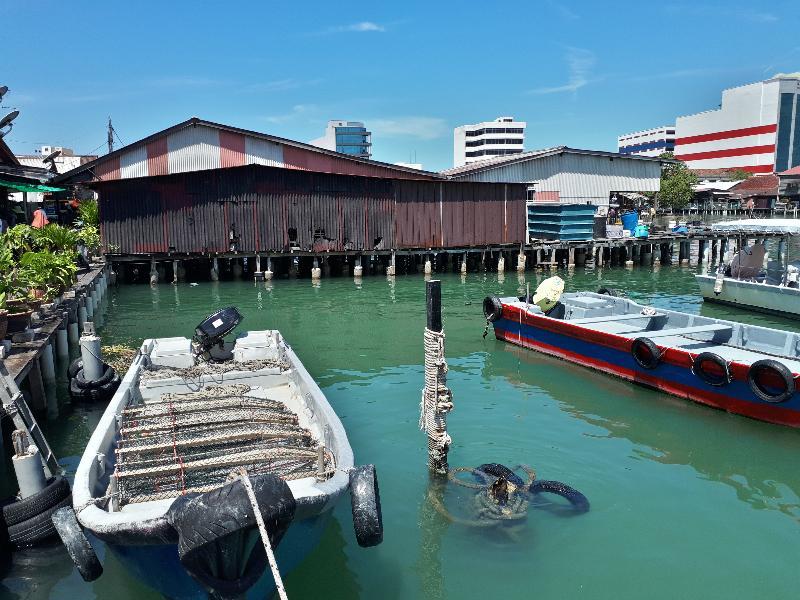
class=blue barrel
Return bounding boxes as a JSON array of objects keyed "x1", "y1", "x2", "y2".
[{"x1": 620, "y1": 210, "x2": 638, "y2": 232}]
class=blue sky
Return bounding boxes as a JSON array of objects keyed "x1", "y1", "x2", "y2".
[{"x1": 2, "y1": 1, "x2": 799, "y2": 171}]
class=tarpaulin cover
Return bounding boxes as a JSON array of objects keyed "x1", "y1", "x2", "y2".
[{"x1": 0, "y1": 179, "x2": 64, "y2": 193}]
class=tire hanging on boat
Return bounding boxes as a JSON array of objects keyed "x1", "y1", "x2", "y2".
[
  {"x1": 350, "y1": 464, "x2": 383, "y2": 548},
  {"x1": 631, "y1": 337, "x2": 661, "y2": 370},
  {"x1": 748, "y1": 359, "x2": 795, "y2": 403},
  {"x1": 166, "y1": 473, "x2": 296, "y2": 598},
  {"x1": 692, "y1": 352, "x2": 731, "y2": 387},
  {"x1": 51, "y1": 506, "x2": 103, "y2": 582},
  {"x1": 482, "y1": 296, "x2": 503, "y2": 323}
]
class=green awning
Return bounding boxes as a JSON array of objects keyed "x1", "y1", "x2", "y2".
[{"x1": 0, "y1": 179, "x2": 65, "y2": 193}]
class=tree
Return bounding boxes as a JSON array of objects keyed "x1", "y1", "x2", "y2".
[
  {"x1": 657, "y1": 153, "x2": 697, "y2": 209},
  {"x1": 729, "y1": 169, "x2": 751, "y2": 181}
]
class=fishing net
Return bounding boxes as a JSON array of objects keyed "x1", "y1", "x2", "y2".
[{"x1": 114, "y1": 383, "x2": 333, "y2": 505}]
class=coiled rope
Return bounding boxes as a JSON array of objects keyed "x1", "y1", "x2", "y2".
[{"x1": 419, "y1": 328, "x2": 453, "y2": 474}]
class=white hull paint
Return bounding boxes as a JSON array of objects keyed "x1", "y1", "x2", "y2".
[{"x1": 696, "y1": 274, "x2": 800, "y2": 318}]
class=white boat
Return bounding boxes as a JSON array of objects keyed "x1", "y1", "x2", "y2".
[
  {"x1": 695, "y1": 219, "x2": 800, "y2": 318},
  {"x1": 68, "y1": 308, "x2": 382, "y2": 599}
]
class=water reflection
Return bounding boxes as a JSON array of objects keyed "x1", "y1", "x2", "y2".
[{"x1": 487, "y1": 343, "x2": 800, "y2": 523}]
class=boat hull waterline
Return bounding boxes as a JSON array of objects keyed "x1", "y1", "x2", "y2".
[
  {"x1": 696, "y1": 274, "x2": 800, "y2": 319},
  {"x1": 490, "y1": 296, "x2": 800, "y2": 427}
]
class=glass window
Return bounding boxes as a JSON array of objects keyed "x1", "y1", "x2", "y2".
[
  {"x1": 336, "y1": 134, "x2": 369, "y2": 144},
  {"x1": 776, "y1": 92, "x2": 794, "y2": 171},
  {"x1": 792, "y1": 95, "x2": 800, "y2": 169}
]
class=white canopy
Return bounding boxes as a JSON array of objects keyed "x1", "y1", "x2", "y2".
[{"x1": 711, "y1": 219, "x2": 800, "y2": 235}]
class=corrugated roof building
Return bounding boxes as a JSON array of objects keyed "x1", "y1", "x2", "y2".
[{"x1": 441, "y1": 146, "x2": 665, "y2": 207}]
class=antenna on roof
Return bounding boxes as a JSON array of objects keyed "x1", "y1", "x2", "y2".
[
  {"x1": 107, "y1": 116, "x2": 115, "y2": 153},
  {"x1": 0, "y1": 109, "x2": 19, "y2": 138},
  {"x1": 43, "y1": 149, "x2": 61, "y2": 173}
]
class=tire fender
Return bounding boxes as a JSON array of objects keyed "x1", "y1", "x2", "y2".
[
  {"x1": 74, "y1": 365, "x2": 116, "y2": 390},
  {"x1": 350, "y1": 464, "x2": 383, "y2": 547},
  {"x1": 631, "y1": 337, "x2": 661, "y2": 370},
  {"x1": 51, "y1": 506, "x2": 103, "y2": 582},
  {"x1": 692, "y1": 352, "x2": 731, "y2": 386},
  {"x1": 482, "y1": 296, "x2": 503, "y2": 322},
  {"x1": 597, "y1": 287, "x2": 620, "y2": 296},
  {"x1": 748, "y1": 359, "x2": 795, "y2": 403},
  {"x1": 67, "y1": 359, "x2": 83, "y2": 380},
  {"x1": 3, "y1": 476, "x2": 71, "y2": 526},
  {"x1": 474, "y1": 463, "x2": 525, "y2": 487}
]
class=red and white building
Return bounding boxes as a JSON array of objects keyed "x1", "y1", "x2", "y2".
[{"x1": 675, "y1": 74, "x2": 800, "y2": 174}]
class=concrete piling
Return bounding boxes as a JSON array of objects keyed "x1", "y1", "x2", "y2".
[
  {"x1": 40, "y1": 343, "x2": 56, "y2": 381},
  {"x1": 56, "y1": 318, "x2": 69, "y2": 358},
  {"x1": 311, "y1": 258, "x2": 321, "y2": 280},
  {"x1": 210, "y1": 257, "x2": 219, "y2": 281},
  {"x1": 517, "y1": 251, "x2": 526, "y2": 272},
  {"x1": 150, "y1": 257, "x2": 159, "y2": 285}
]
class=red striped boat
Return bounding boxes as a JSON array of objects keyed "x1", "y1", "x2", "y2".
[{"x1": 483, "y1": 291, "x2": 800, "y2": 427}]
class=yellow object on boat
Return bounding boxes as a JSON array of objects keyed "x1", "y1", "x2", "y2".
[{"x1": 532, "y1": 276, "x2": 564, "y2": 312}]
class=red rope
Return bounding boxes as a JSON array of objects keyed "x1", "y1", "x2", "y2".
[{"x1": 168, "y1": 400, "x2": 186, "y2": 495}]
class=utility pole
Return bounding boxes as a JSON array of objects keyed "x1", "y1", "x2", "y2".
[{"x1": 107, "y1": 117, "x2": 114, "y2": 153}]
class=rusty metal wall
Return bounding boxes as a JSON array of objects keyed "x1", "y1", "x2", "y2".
[{"x1": 96, "y1": 164, "x2": 525, "y2": 254}]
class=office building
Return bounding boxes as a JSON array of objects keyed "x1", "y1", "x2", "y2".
[
  {"x1": 453, "y1": 116, "x2": 526, "y2": 167},
  {"x1": 618, "y1": 126, "x2": 675, "y2": 157},
  {"x1": 311, "y1": 120, "x2": 371, "y2": 159}
]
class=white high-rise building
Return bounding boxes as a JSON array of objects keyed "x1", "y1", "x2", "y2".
[
  {"x1": 617, "y1": 126, "x2": 676, "y2": 157},
  {"x1": 675, "y1": 74, "x2": 800, "y2": 173},
  {"x1": 310, "y1": 120, "x2": 371, "y2": 159},
  {"x1": 453, "y1": 116, "x2": 526, "y2": 167}
]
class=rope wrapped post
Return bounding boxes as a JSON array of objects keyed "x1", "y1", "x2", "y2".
[{"x1": 420, "y1": 280, "x2": 453, "y2": 476}]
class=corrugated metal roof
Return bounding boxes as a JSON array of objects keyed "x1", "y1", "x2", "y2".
[
  {"x1": 729, "y1": 174, "x2": 779, "y2": 196},
  {"x1": 441, "y1": 146, "x2": 670, "y2": 177},
  {"x1": 53, "y1": 117, "x2": 443, "y2": 184}
]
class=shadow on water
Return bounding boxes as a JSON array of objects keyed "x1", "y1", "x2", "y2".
[{"x1": 486, "y1": 341, "x2": 800, "y2": 523}]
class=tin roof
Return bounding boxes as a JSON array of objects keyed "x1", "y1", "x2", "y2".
[
  {"x1": 728, "y1": 174, "x2": 779, "y2": 197},
  {"x1": 440, "y1": 146, "x2": 670, "y2": 177},
  {"x1": 779, "y1": 165, "x2": 800, "y2": 176},
  {"x1": 53, "y1": 117, "x2": 444, "y2": 184}
]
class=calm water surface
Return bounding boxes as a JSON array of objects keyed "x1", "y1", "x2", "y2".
[{"x1": 2, "y1": 263, "x2": 800, "y2": 599}]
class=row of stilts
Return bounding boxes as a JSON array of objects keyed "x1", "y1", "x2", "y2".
[
  {"x1": 20, "y1": 264, "x2": 112, "y2": 414},
  {"x1": 121, "y1": 236, "x2": 771, "y2": 285}
]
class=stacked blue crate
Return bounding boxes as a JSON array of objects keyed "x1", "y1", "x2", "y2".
[{"x1": 527, "y1": 203, "x2": 596, "y2": 241}]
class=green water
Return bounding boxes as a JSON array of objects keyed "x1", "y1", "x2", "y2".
[{"x1": 3, "y1": 265, "x2": 800, "y2": 599}]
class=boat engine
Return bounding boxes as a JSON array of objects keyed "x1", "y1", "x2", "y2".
[{"x1": 192, "y1": 306, "x2": 244, "y2": 361}]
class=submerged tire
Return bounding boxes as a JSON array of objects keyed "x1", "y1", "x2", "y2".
[
  {"x1": 74, "y1": 365, "x2": 115, "y2": 390},
  {"x1": 631, "y1": 337, "x2": 661, "y2": 370},
  {"x1": 8, "y1": 496, "x2": 71, "y2": 547},
  {"x1": 167, "y1": 474, "x2": 295, "y2": 597},
  {"x1": 475, "y1": 463, "x2": 525, "y2": 487},
  {"x1": 693, "y1": 352, "x2": 731, "y2": 387},
  {"x1": 748, "y1": 359, "x2": 795, "y2": 403},
  {"x1": 529, "y1": 480, "x2": 590, "y2": 514},
  {"x1": 482, "y1": 296, "x2": 503, "y2": 322},
  {"x1": 3, "y1": 476, "x2": 71, "y2": 527},
  {"x1": 51, "y1": 507, "x2": 102, "y2": 582},
  {"x1": 350, "y1": 464, "x2": 383, "y2": 548}
]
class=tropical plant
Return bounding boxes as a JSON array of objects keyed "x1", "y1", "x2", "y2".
[
  {"x1": 32, "y1": 224, "x2": 79, "y2": 256},
  {"x1": 2, "y1": 224, "x2": 35, "y2": 256},
  {"x1": 78, "y1": 224, "x2": 101, "y2": 252},
  {"x1": 78, "y1": 199, "x2": 99, "y2": 226},
  {"x1": 18, "y1": 251, "x2": 78, "y2": 301},
  {"x1": 0, "y1": 290, "x2": 6, "y2": 311}
]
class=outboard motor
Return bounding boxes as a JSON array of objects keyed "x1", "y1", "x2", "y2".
[{"x1": 192, "y1": 306, "x2": 244, "y2": 361}]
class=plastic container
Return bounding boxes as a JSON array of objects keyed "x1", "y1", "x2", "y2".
[
  {"x1": 620, "y1": 210, "x2": 639, "y2": 232},
  {"x1": 634, "y1": 224, "x2": 649, "y2": 238}
]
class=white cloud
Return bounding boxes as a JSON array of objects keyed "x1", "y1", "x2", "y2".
[
  {"x1": 243, "y1": 78, "x2": 323, "y2": 93},
  {"x1": 369, "y1": 117, "x2": 448, "y2": 140},
  {"x1": 527, "y1": 47, "x2": 596, "y2": 95},
  {"x1": 262, "y1": 104, "x2": 318, "y2": 124},
  {"x1": 312, "y1": 21, "x2": 386, "y2": 35}
]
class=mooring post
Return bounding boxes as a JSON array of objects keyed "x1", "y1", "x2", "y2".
[
  {"x1": 516, "y1": 249, "x2": 526, "y2": 272},
  {"x1": 354, "y1": 255, "x2": 363, "y2": 278},
  {"x1": 265, "y1": 256, "x2": 274, "y2": 281},
  {"x1": 40, "y1": 342, "x2": 56, "y2": 381},
  {"x1": 421, "y1": 280, "x2": 452, "y2": 475},
  {"x1": 210, "y1": 257, "x2": 220, "y2": 282},
  {"x1": 497, "y1": 252, "x2": 505, "y2": 272},
  {"x1": 387, "y1": 252, "x2": 396, "y2": 276},
  {"x1": 311, "y1": 258, "x2": 321, "y2": 280},
  {"x1": 150, "y1": 257, "x2": 158, "y2": 285},
  {"x1": 461, "y1": 253, "x2": 467, "y2": 275}
]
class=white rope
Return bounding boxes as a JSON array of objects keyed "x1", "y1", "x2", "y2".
[
  {"x1": 236, "y1": 467, "x2": 289, "y2": 600},
  {"x1": 420, "y1": 328, "x2": 453, "y2": 473}
]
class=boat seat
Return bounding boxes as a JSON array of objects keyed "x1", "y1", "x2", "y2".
[
  {"x1": 568, "y1": 312, "x2": 665, "y2": 325},
  {"x1": 637, "y1": 324, "x2": 732, "y2": 339}
]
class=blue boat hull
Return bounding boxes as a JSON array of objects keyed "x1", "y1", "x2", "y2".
[{"x1": 108, "y1": 509, "x2": 333, "y2": 599}]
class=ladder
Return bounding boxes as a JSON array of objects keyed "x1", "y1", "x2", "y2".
[{"x1": 0, "y1": 360, "x2": 59, "y2": 477}]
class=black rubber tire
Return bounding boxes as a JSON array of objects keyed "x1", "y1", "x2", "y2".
[
  {"x1": 597, "y1": 287, "x2": 620, "y2": 296},
  {"x1": 350, "y1": 464, "x2": 383, "y2": 548},
  {"x1": 67, "y1": 359, "x2": 83, "y2": 380},
  {"x1": 74, "y1": 365, "x2": 115, "y2": 390},
  {"x1": 631, "y1": 337, "x2": 661, "y2": 370},
  {"x1": 8, "y1": 496, "x2": 72, "y2": 547},
  {"x1": 748, "y1": 359, "x2": 795, "y2": 403},
  {"x1": 529, "y1": 480, "x2": 590, "y2": 514},
  {"x1": 51, "y1": 507, "x2": 103, "y2": 582},
  {"x1": 3, "y1": 476, "x2": 71, "y2": 527},
  {"x1": 167, "y1": 474, "x2": 295, "y2": 597},
  {"x1": 693, "y1": 352, "x2": 731, "y2": 387},
  {"x1": 70, "y1": 374, "x2": 120, "y2": 402},
  {"x1": 474, "y1": 463, "x2": 525, "y2": 487},
  {"x1": 482, "y1": 296, "x2": 503, "y2": 322}
]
